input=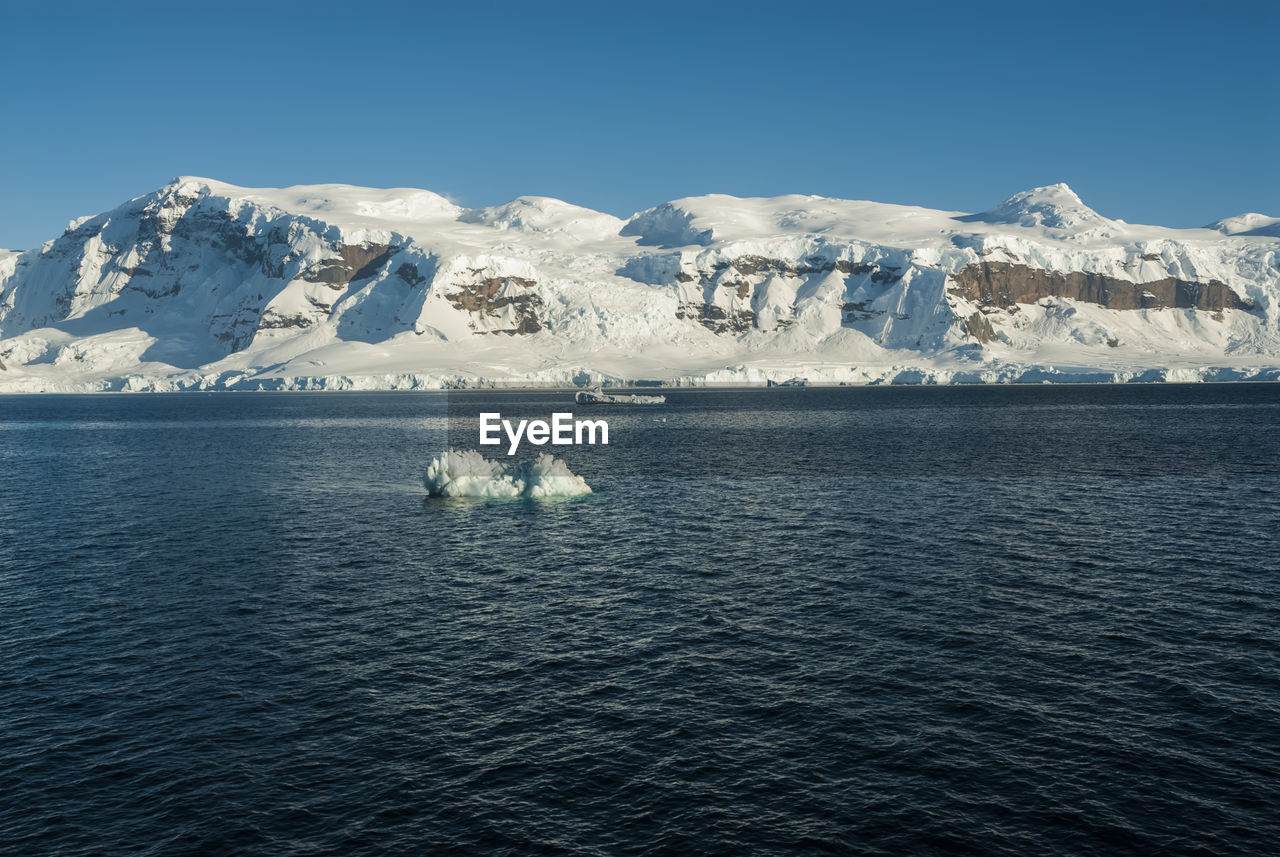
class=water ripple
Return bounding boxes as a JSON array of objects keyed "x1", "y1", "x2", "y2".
[{"x1": 1, "y1": 387, "x2": 1278, "y2": 855}]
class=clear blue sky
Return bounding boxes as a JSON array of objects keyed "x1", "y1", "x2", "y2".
[{"x1": 1, "y1": 0, "x2": 1275, "y2": 250}]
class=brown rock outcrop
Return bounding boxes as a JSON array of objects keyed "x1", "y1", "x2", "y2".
[
  {"x1": 447, "y1": 276, "x2": 542, "y2": 335},
  {"x1": 302, "y1": 243, "x2": 398, "y2": 288},
  {"x1": 950, "y1": 262, "x2": 1252, "y2": 312}
]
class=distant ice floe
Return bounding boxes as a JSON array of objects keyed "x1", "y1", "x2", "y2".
[{"x1": 424, "y1": 449, "x2": 591, "y2": 498}]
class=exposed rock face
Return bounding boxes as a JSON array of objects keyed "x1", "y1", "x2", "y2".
[
  {"x1": 256, "y1": 309, "x2": 316, "y2": 331},
  {"x1": 842, "y1": 301, "x2": 909, "y2": 324},
  {"x1": 675, "y1": 255, "x2": 902, "y2": 334},
  {"x1": 395, "y1": 263, "x2": 426, "y2": 286},
  {"x1": 302, "y1": 243, "x2": 397, "y2": 287},
  {"x1": 950, "y1": 262, "x2": 1253, "y2": 312},
  {"x1": 677, "y1": 261, "x2": 755, "y2": 333},
  {"x1": 676, "y1": 300, "x2": 755, "y2": 334},
  {"x1": 447, "y1": 275, "x2": 543, "y2": 334},
  {"x1": 701, "y1": 255, "x2": 900, "y2": 284},
  {"x1": 962, "y1": 311, "x2": 996, "y2": 343},
  {"x1": 709, "y1": 255, "x2": 896, "y2": 280}
]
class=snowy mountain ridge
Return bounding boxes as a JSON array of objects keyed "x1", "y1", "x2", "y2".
[{"x1": 0, "y1": 178, "x2": 1277, "y2": 391}]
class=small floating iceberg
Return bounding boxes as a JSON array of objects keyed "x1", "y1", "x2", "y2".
[
  {"x1": 575, "y1": 385, "x2": 665, "y2": 404},
  {"x1": 424, "y1": 449, "x2": 592, "y2": 498}
]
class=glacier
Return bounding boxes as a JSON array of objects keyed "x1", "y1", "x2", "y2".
[{"x1": 0, "y1": 177, "x2": 1277, "y2": 391}]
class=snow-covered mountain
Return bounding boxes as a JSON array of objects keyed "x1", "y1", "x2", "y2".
[{"x1": 1, "y1": 178, "x2": 1277, "y2": 391}]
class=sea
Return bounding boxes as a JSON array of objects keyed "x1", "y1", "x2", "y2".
[{"x1": 1, "y1": 385, "x2": 1278, "y2": 856}]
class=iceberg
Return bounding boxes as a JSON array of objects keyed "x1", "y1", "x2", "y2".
[
  {"x1": 575, "y1": 386, "x2": 666, "y2": 404},
  {"x1": 424, "y1": 449, "x2": 592, "y2": 498}
]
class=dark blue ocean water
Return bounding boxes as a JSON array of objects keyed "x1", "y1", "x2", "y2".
[{"x1": 1, "y1": 386, "x2": 1278, "y2": 856}]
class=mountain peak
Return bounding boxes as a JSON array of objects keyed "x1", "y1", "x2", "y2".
[
  {"x1": 163, "y1": 176, "x2": 226, "y2": 194},
  {"x1": 958, "y1": 183, "x2": 1110, "y2": 231},
  {"x1": 457, "y1": 196, "x2": 623, "y2": 237},
  {"x1": 1207, "y1": 212, "x2": 1280, "y2": 238}
]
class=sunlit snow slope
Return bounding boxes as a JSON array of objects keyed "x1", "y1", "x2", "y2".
[{"x1": 1, "y1": 178, "x2": 1277, "y2": 390}]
